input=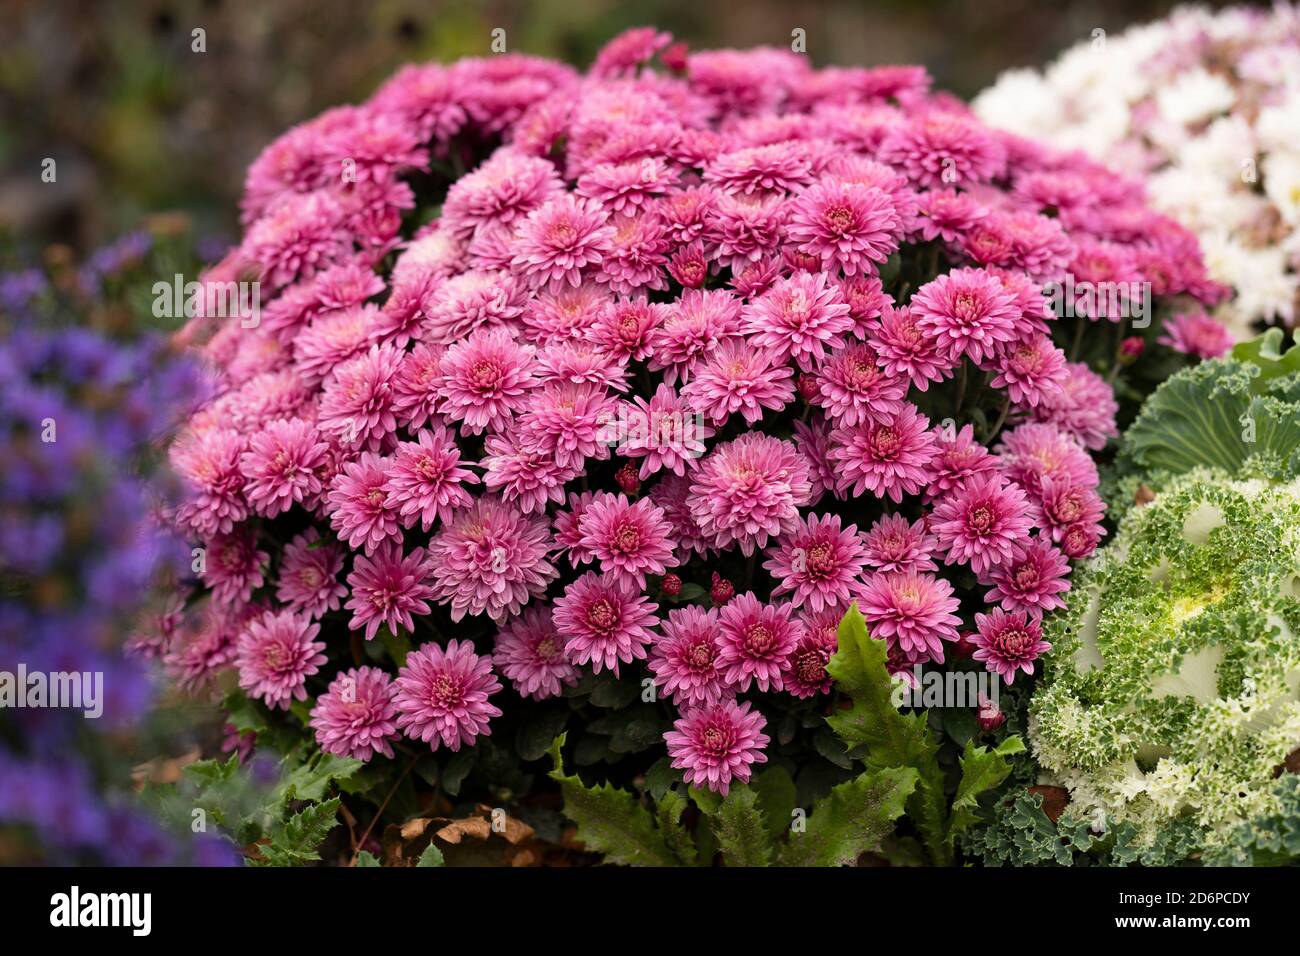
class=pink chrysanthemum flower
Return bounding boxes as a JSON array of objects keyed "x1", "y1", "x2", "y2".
[
  {"x1": 782, "y1": 609, "x2": 840, "y2": 698},
  {"x1": 860, "y1": 513, "x2": 938, "y2": 574},
  {"x1": 987, "y1": 334, "x2": 1066, "y2": 408},
  {"x1": 597, "y1": 211, "x2": 669, "y2": 294},
  {"x1": 437, "y1": 327, "x2": 537, "y2": 437},
  {"x1": 441, "y1": 149, "x2": 564, "y2": 237},
  {"x1": 309, "y1": 666, "x2": 401, "y2": 762},
  {"x1": 276, "y1": 528, "x2": 348, "y2": 619},
  {"x1": 813, "y1": 340, "x2": 907, "y2": 426},
  {"x1": 983, "y1": 537, "x2": 1071, "y2": 618},
  {"x1": 930, "y1": 472, "x2": 1034, "y2": 576},
  {"x1": 971, "y1": 608, "x2": 1051, "y2": 685},
  {"x1": 1034, "y1": 475, "x2": 1106, "y2": 544},
  {"x1": 837, "y1": 274, "x2": 891, "y2": 336},
  {"x1": 241, "y1": 190, "x2": 352, "y2": 291},
  {"x1": 293, "y1": 305, "x2": 378, "y2": 385},
  {"x1": 647, "y1": 288, "x2": 743, "y2": 384},
  {"x1": 829, "y1": 405, "x2": 938, "y2": 503},
  {"x1": 763, "y1": 513, "x2": 867, "y2": 614},
  {"x1": 493, "y1": 605, "x2": 580, "y2": 701},
  {"x1": 878, "y1": 110, "x2": 1006, "y2": 189},
  {"x1": 647, "y1": 606, "x2": 734, "y2": 707},
  {"x1": 925, "y1": 422, "x2": 1000, "y2": 502},
  {"x1": 716, "y1": 592, "x2": 798, "y2": 692},
  {"x1": 689, "y1": 433, "x2": 813, "y2": 556},
  {"x1": 533, "y1": 339, "x2": 629, "y2": 392},
  {"x1": 1029, "y1": 362, "x2": 1119, "y2": 452},
  {"x1": 910, "y1": 267, "x2": 1020, "y2": 364},
  {"x1": 704, "y1": 142, "x2": 815, "y2": 196},
  {"x1": 317, "y1": 342, "x2": 402, "y2": 452},
  {"x1": 664, "y1": 698, "x2": 769, "y2": 797},
  {"x1": 577, "y1": 493, "x2": 679, "y2": 592},
  {"x1": 870, "y1": 305, "x2": 956, "y2": 390},
  {"x1": 238, "y1": 417, "x2": 329, "y2": 518},
  {"x1": 481, "y1": 432, "x2": 580, "y2": 515},
  {"x1": 163, "y1": 608, "x2": 241, "y2": 695},
  {"x1": 788, "y1": 179, "x2": 901, "y2": 276},
  {"x1": 171, "y1": 427, "x2": 248, "y2": 537},
  {"x1": 995, "y1": 422, "x2": 1098, "y2": 496},
  {"x1": 1158, "y1": 312, "x2": 1233, "y2": 360},
  {"x1": 614, "y1": 383, "x2": 714, "y2": 479},
  {"x1": 705, "y1": 193, "x2": 787, "y2": 271},
  {"x1": 327, "y1": 452, "x2": 401, "y2": 554},
  {"x1": 589, "y1": 299, "x2": 666, "y2": 361},
  {"x1": 914, "y1": 187, "x2": 987, "y2": 242},
  {"x1": 423, "y1": 270, "x2": 527, "y2": 343},
  {"x1": 394, "y1": 640, "x2": 503, "y2": 751},
  {"x1": 514, "y1": 380, "x2": 617, "y2": 470},
  {"x1": 578, "y1": 157, "x2": 679, "y2": 213},
  {"x1": 552, "y1": 571, "x2": 659, "y2": 676},
  {"x1": 649, "y1": 474, "x2": 714, "y2": 557},
  {"x1": 511, "y1": 194, "x2": 615, "y2": 290},
  {"x1": 792, "y1": 417, "x2": 840, "y2": 505},
  {"x1": 201, "y1": 528, "x2": 269, "y2": 606},
  {"x1": 427, "y1": 496, "x2": 559, "y2": 623},
  {"x1": 855, "y1": 571, "x2": 962, "y2": 662},
  {"x1": 344, "y1": 542, "x2": 436, "y2": 641},
  {"x1": 680, "y1": 339, "x2": 795, "y2": 426},
  {"x1": 235, "y1": 610, "x2": 327, "y2": 711},
  {"x1": 521, "y1": 283, "x2": 611, "y2": 344},
  {"x1": 741, "y1": 272, "x2": 853, "y2": 370},
  {"x1": 383, "y1": 426, "x2": 479, "y2": 531}
]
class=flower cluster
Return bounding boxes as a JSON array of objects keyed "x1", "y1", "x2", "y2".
[
  {"x1": 975, "y1": 3, "x2": 1299, "y2": 341},
  {"x1": 161, "y1": 31, "x2": 1220, "y2": 795}
]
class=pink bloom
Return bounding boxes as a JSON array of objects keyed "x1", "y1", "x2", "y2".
[
  {"x1": 971, "y1": 608, "x2": 1051, "y2": 685},
  {"x1": 910, "y1": 267, "x2": 1020, "y2": 364},
  {"x1": 741, "y1": 272, "x2": 853, "y2": 370},
  {"x1": 171, "y1": 427, "x2": 248, "y2": 537},
  {"x1": 930, "y1": 473, "x2": 1034, "y2": 575},
  {"x1": 879, "y1": 111, "x2": 1006, "y2": 189},
  {"x1": 345, "y1": 542, "x2": 436, "y2": 641},
  {"x1": 327, "y1": 452, "x2": 401, "y2": 554},
  {"x1": 441, "y1": 149, "x2": 563, "y2": 237},
  {"x1": 914, "y1": 187, "x2": 987, "y2": 243},
  {"x1": 590, "y1": 299, "x2": 666, "y2": 361},
  {"x1": 855, "y1": 571, "x2": 962, "y2": 662},
  {"x1": 511, "y1": 194, "x2": 615, "y2": 290},
  {"x1": 201, "y1": 528, "x2": 268, "y2": 606},
  {"x1": 481, "y1": 432, "x2": 580, "y2": 515},
  {"x1": 647, "y1": 288, "x2": 743, "y2": 384},
  {"x1": 577, "y1": 493, "x2": 679, "y2": 592},
  {"x1": 681, "y1": 339, "x2": 796, "y2": 426},
  {"x1": 782, "y1": 609, "x2": 840, "y2": 698},
  {"x1": 996, "y1": 422, "x2": 1098, "y2": 496},
  {"x1": 276, "y1": 528, "x2": 348, "y2": 619},
  {"x1": 988, "y1": 334, "x2": 1066, "y2": 408},
  {"x1": 437, "y1": 327, "x2": 537, "y2": 436},
  {"x1": 1029, "y1": 362, "x2": 1118, "y2": 451},
  {"x1": 514, "y1": 380, "x2": 618, "y2": 469},
  {"x1": 423, "y1": 270, "x2": 527, "y2": 343},
  {"x1": 383, "y1": 426, "x2": 479, "y2": 531},
  {"x1": 788, "y1": 179, "x2": 901, "y2": 276},
  {"x1": 813, "y1": 340, "x2": 907, "y2": 426},
  {"x1": 394, "y1": 640, "x2": 503, "y2": 751},
  {"x1": 238, "y1": 417, "x2": 329, "y2": 517},
  {"x1": 705, "y1": 193, "x2": 787, "y2": 271},
  {"x1": 1034, "y1": 475, "x2": 1106, "y2": 543},
  {"x1": 615, "y1": 383, "x2": 714, "y2": 478},
  {"x1": 294, "y1": 305, "x2": 379, "y2": 385},
  {"x1": 1159, "y1": 312, "x2": 1233, "y2": 359},
  {"x1": 235, "y1": 610, "x2": 327, "y2": 711},
  {"x1": 925, "y1": 422, "x2": 999, "y2": 502},
  {"x1": 716, "y1": 593, "x2": 799, "y2": 692},
  {"x1": 689, "y1": 434, "x2": 813, "y2": 556},
  {"x1": 493, "y1": 604, "x2": 580, "y2": 701},
  {"x1": 649, "y1": 474, "x2": 713, "y2": 557},
  {"x1": 871, "y1": 305, "x2": 956, "y2": 390},
  {"x1": 552, "y1": 571, "x2": 659, "y2": 676},
  {"x1": 310, "y1": 666, "x2": 401, "y2": 762},
  {"x1": 522, "y1": 283, "x2": 611, "y2": 343},
  {"x1": 242, "y1": 190, "x2": 352, "y2": 291},
  {"x1": 578, "y1": 157, "x2": 678, "y2": 213},
  {"x1": 983, "y1": 537, "x2": 1071, "y2": 618},
  {"x1": 704, "y1": 142, "x2": 815, "y2": 196},
  {"x1": 648, "y1": 606, "x2": 734, "y2": 707},
  {"x1": 860, "y1": 513, "x2": 938, "y2": 574},
  {"x1": 427, "y1": 496, "x2": 559, "y2": 622},
  {"x1": 829, "y1": 405, "x2": 938, "y2": 503},
  {"x1": 763, "y1": 513, "x2": 867, "y2": 613},
  {"x1": 317, "y1": 342, "x2": 403, "y2": 452},
  {"x1": 664, "y1": 699, "x2": 769, "y2": 797}
]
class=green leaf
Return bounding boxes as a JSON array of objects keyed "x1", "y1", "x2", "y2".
[
  {"x1": 378, "y1": 626, "x2": 412, "y2": 667},
  {"x1": 696, "y1": 784, "x2": 771, "y2": 867},
  {"x1": 355, "y1": 850, "x2": 382, "y2": 867},
  {"x1": 947, "y1": 736, "x2": 1025, "y2": 845},
  {"x1": 777, "y1": 767, "x2": 918, "y2": 867},
  {"x1": 1232, "y1": 328, "x2": 1300, "y2": 387},
  {"x1": 654, "y1": 787, "x2": 698, "y2": 866},
  {"x1": 255, "y1": 797, "x2": 341, "y2": 867},
  {"x1": 416, "y1": 843, "x2": 446, "y2": 867},
  {"x1": 751, "y1": 766, "x2": 797, "y2": 845},
  {"x1": 825, "y1": 605, "x2": 949, "y2": 864},
  {"x1": 515, "y1": 706, "x2": 569, "y2": 762},
  {"x1": 276, "y1": 752, "x2": 364, "y2": 804},
  {"x1": 441, "y1": 751, "x2": 476, "y2": 797},
  {"x1": 546, "y1": 734, "x2": 679, "y2": 866}
]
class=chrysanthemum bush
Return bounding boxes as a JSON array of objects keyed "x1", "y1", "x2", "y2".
[
  {"x1": 155, "y1": 30, "x2": 1225, "y2": 860},
  {"x1": 975, "y1": 2, "x2": 1300, "y2": 343}
]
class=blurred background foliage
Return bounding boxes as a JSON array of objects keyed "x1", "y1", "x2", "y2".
[{"x1": 0, "y1": 0, "x2": 1248, "y2": 255}]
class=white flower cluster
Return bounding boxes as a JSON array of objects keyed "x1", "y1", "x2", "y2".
[{"x1": 975, "y1": 4, "x2": 1300, "y2": 337}]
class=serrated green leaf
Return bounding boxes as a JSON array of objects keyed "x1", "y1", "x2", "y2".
[
  {"x1": 777, "y1": 766, "x2": 918, "y2": 867},
  {"x1": 416, "y1": 843, "x2": 445, "y2": 867},
  {"x1": 276, "y1": 752, "x2": 364, "y2": 804},
  {"x1": 546, "y1": 734, "x2": 678, "y2": 866},
  {"x1": 947, "y1": 736, "x2": 1025, "y2": 845},
  {"x1": 751, "y1": 766, "x2": 797, "y2": 845},
  {"x1": 255, "y1": 797, "x2": 341, "y2": 867},
  {"x1": 654, "y1": 786, "x2": 698, "y2": 866},
  {"x1": 697, "y1": 783, "x2": 771, "y2": 867},
  {"x1": 825, "y1": 605, "x2": 949, "y2": 864},
  {"x1": 355, "y1": 850, "x2": 382, "y2": 867}
]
